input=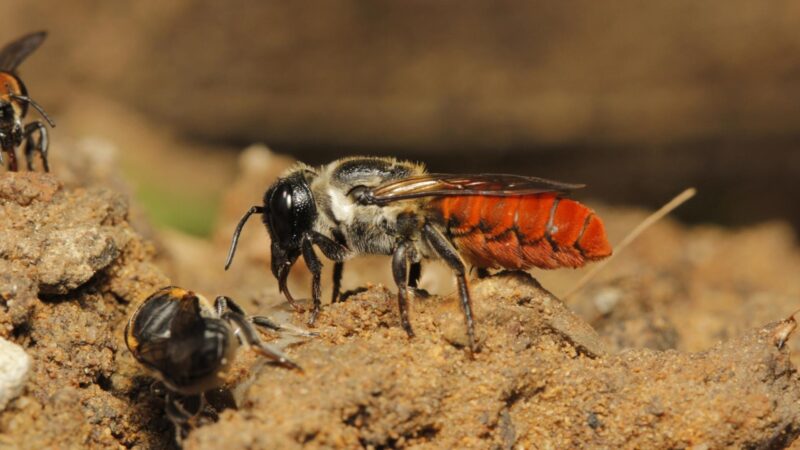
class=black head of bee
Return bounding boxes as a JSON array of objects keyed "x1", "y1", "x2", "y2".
[
  {"x1": 262, "y1": 171, "x2": 318, "y2": 278},
  {"x1": 224, "y1": 170, "x2": 318, "y2": 280}
]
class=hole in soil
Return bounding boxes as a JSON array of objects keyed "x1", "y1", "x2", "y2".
[
  {"x1": 343, "y1": 404, "x2": 369, "y2": 427},
  {"x1": 11, "y1": 321, "x2": 31, "y2": 339},
  {"x1": 11, "y1": 321, "x2": 36, "y2": 347},
  {"x1": 97, "y1": 373, "x2": 113, "y2": 391}
]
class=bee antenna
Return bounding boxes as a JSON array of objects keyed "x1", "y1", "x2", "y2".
[
  {"x1": 225, "y1": 206, "x2": 265, "y2": 270},
  {"x1": 8, "y1": 93, "x2": 56, "y2": 127}
]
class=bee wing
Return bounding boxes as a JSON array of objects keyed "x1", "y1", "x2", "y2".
[
  {"x1": 136, "y1": 339, "x2": 169, "y2": 365},
  {"x1": 170, "y1": 293, "x2": 204, "y2": 337},
  {"x1": 367, "y1": 173, "x2": 584, "y2": 204},
  {"x1": 0, "y1": 31, "x2": 47, "y2": 72}
]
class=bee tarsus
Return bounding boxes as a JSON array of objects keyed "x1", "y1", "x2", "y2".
[
  {"x1": 164, "y1": 392, "x2": 207, "y2": 442},
  {"x1": 408, "y1": 261, "x2": 422, "y2": 291},
  {"x1": 23, "y1": 120, "x2": 49, "y2": 171},
  {"x1": 422, "y1": 222, "x2": 476, "y2": 350},
  {"x1": 392, "y1": 240, "x2": 415, "y2": 338},
  {"x1": 331, "y1": 260, "x2": 345, "y2": 303},
  {"x1": 216, "y1": 297, "x2": 301, "y2": 371},
  {"x1": 301, "y1": 235, "x2": 324, "y2": 325}
]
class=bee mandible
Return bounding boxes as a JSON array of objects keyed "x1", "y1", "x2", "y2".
[
  {"x1": 0, "y1": 31, "x2": 55, "y2": 172},
  {"x1": 125, "y1": 287, "x2": 307, "y2": 439},
  {"x1": 225, "y1": 157, "x2": 612, "y2": 353}
]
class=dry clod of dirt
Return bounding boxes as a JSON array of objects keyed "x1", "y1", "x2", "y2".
[
  {"x1": 0, "y1": 173, "x2": 171, "y2": 449},
  {"x1": 0, "y1": 173, "x2": 130, "y2": 295}
]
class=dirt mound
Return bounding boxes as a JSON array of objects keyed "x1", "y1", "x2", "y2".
[
  {"x1": 183, "y1": 273, "x2": 800, "y2": 449},
  {"x1": 1, "y1": 170, "x2": 800, "y2": 449},
  {"x1": 0, "y1": 173, "x2": 170, "y2": 449}
]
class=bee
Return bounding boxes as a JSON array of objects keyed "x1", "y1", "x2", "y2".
[
  {"x1": 125, "y1": 287, "x2": 306, "y2": 440},
  {"x1": 224, "y1": 157, "x2": 612, "y2": 353},
  {"x1": 0, "y1": 31, "x2": 55, "y2": 172}
]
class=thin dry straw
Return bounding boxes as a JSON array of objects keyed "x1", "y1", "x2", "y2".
[
  {"x1": 562, "y1": 187, "x2": 697, "y2": 300},
  {"x1": 776, "y1": 307, "x2": 800, "y2": 349}
]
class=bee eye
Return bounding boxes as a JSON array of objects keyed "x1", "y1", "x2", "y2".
[
  {"x1": 268, "y1": 184, "x2": 295, "y2": 243},
  {"x1": 265, "y1": 174, "x2": 317, "y2": 247}
]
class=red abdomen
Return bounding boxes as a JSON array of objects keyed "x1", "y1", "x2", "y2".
[{"x1": 429, "y1": 195, "x2": 612, "y2": 269}]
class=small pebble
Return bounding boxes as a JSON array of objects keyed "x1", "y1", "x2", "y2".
[{"x1": 0, "y1": 337, "x2": 31, "y2": 411}]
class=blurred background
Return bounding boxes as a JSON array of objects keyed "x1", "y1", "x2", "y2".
[{"x1": 3, "y1": 0, "x2": 800, "y2": 236}]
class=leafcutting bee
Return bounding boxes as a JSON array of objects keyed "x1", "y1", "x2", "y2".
[
  {"x1": 225, "y1": 157, "x2": 612, "y2": 353},
  {"x1": 0, "y1": 31, "x2": 55, "y2": 172},
  {"x1": 125, "y1": 287, "x2": 307, "y2": 440}
]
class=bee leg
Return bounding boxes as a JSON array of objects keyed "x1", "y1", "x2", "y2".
[
  {"x1": 408, "y1": 262, "x2": 421, "y2": 289},
  {"x1": 301, "y1": 237, "x2": 324, "y2": 326},
  {"x1": 276, "y1": 259, "x2": 305, "y2": 312},
  {"x1": 331, "y1": 261, "x2": 344, "y2": 303},
  {"x1": 252, "y1": 316, "x2": 318, "y2": 337},
  {"x1": 23, "y1": 121, "x2": 48, "y2": 172},
  {"x1": 214, "y1": 295, "x2": 242, "y2": 317},
  {"x1": 306, "y1": 231, "x2": 348, "y2": 304},
  {"x1": 215, "y1": 294, "x2": 317, "y2": 337},
  {"x1": 337, "y1": 286, "x2": 369, "y2": 302},
  {"x1": 7, "y1": 149, "x2": 18, "y2": 171},
  {"x1": 408, "y1": 261, "x2": 430, "y2": 298},
  {"x1": 222, "y1": 309, "x2": 303, "y2": 371},
  {"x1": 165, "y1": 392, "x2": 204, "y2": 443},
  {"x1": 204, "y1": 387, "x2": 237, "y2": 413},
  {"x1": 166, "y1": 393, "x2": 204, "y2": 421},
  {"x1": 23, "y1": 125, "x2": 37, "y2": 171},
  {"x1": 392, "y1": 241, "x2": 415, "y2": 338},
  {"x1": 249, "y1": 315, "x2": 283, "y2": 331},
  {"x1": 423, "y1": 223, "x2": 477, "y2": 354},
  {"x1": 3, "y1": 145, "x2": 18, "y2": 171}
]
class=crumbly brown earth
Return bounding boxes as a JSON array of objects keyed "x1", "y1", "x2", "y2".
[
  {"x1": 2, "y1": 169, "x2": 800, "y2": 449},
  {"x1": 0, "y1": 173, "x2": 170, "y2": 449},
  {"x1": 182, "y1": 274, "x2": 800, "y2": 449}
]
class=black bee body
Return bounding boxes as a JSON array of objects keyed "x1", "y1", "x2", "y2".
[
  {"x1": 225, "y1": 156, "x2": 598, "y2": 354},
  {"x1": 0, "y1": 31, "x2": 55, "y2": 172},
  {"x1": 125, "y1": 287, "x2": 305, "y2": 441},
  {"x1": 0, "y1": 104, "x2": 23, "y2": 150},
  {"x1": 312, "y1": 157, "x2": 425, "y2": 257},
  {"x1": 225, "y1": 157, "x2": 458, "y2": 346},
  {"x1": 125, "y1": 288, "x2": 236, "y2": 395}
]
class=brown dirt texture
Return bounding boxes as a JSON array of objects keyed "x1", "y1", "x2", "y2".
[{"x1": 2, "y1": 158, "x2": 800, "y2": 449}]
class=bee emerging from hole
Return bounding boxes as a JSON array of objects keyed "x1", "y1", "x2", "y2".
[
  {"x1": 0, "y1": 31, "x2": 55, "y2": 172},
  {"x1": 125, "y1": 286, "x2": 309, "y2": 441},
  {"x1": 225, "y1": 157, "x2": 612, "y2": 353}
]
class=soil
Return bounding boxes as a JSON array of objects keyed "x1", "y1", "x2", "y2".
[
  {"x1": 0, "y1": 173, "x2": 171, "y2": 449},
  {"x1": 2, "y1": 156, "x2": 800, "y2": 449}
]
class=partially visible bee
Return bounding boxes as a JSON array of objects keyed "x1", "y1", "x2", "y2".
[
  {"x1": 225, "y1": 157, "x2": 613, "y2": 353},
  {"x1": 0, "y1": 31, "x2": 55, "y2": 172},
  {"x1": 125, "y1": 287, "x2": 307, "y2": 440}
]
